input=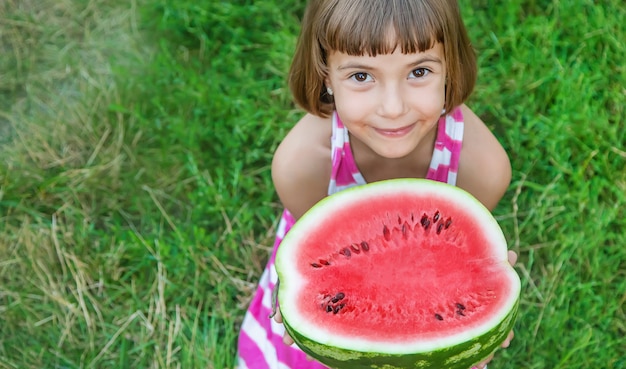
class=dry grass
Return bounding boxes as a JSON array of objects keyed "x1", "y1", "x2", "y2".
[
  {"x1": 0, "y1": 0, "x2": 185, "y2": 367},
  {"x1": 1, "y1": 0, "x2": 266, "y2": 366}
]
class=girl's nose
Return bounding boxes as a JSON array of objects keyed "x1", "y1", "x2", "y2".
[{"x1": 378, "y1": 84, "x2": 407, "y2": 119}]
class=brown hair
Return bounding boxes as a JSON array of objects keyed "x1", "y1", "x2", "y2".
[{"x1": 288, "y1": 0, "x2": 477, "y2": 117}]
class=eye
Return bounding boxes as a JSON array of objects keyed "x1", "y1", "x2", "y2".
[
  {"x1": 350, "y1": 72, "x2": 372, "y2": 83},
  {"x1": 409, "y1": 68, "x2": 430, "y2": 79}
]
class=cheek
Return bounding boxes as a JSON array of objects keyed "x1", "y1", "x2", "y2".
[
  {"x1": 334, "y1": 94, "x2": 373, "y2": 121},
  {"x1": 431, "y1": 79, "x2": 447, "y2": 102},
  {"x1": 410, "y1": 87, "x2": 446, "y2": 114},
  {"x1": 432, "y1": 80, "x2": 447, "y2": 107}
]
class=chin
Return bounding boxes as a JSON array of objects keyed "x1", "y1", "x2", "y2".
[{"x1": 375, "y1": 147, "x2": 415, "y2": 159}]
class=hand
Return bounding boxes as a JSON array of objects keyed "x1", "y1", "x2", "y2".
[
  {"x1": 272, "y1": 308, "x2": 296, "y2": 346},
  {"x1": 274, "y1": 309, "x2": 318, "y2": 362},
  {"x1": 471, "y1": 250, "x2": 518, "y2": 369}
]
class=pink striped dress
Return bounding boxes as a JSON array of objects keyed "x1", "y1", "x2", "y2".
[{"x1": 237, "y1": 107, "x2": 465, "y2": 369}]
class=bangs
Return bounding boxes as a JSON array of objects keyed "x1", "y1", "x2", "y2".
[
  {"x1": 289, "y1": 0, "x2": 476, "y2": 117},
  {"x1": 318, "y1": 0, "x2": 446, "y2": 56}
]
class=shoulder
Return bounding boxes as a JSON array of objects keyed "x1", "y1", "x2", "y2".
[
  {"x1": 456, "y1": 105, "x2": 512, "y2": 211},
  {"x1": 271, "y1": 113, "x2": 333, "y2": 219}
]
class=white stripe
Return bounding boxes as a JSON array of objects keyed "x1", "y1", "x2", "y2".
[
  {"x1": 328, "y1": 174, "x2": 367, "y2": 195},
  {"x1": 257, "y1": 268, "x2": 270, "y2": 293},
  {"x1": 447, "y1": 171, "x2": 458, "y2": 186},
  {"x1": 445, "y1": 115, "x2": 464, "y2": 141},
  {"x1": 351, "y1": 172, "x2": 367, "y2": 186},
  {"x1": 237, "y1": 358, "x2": 248, "y2": 369},
  {"x1": 331, "y1": 113, "x2": 345, "y2": 153},
  {"x1": 276, "y1": 217, "x2": 288, "y2": 239},
  {"x1": 430, "y1": 147, "x2": 452, "y2": 169},
  {"x1": 241, "y1": 309, "x2": 282, "y2": 368},
  {"x1": 328, "y1": 179, "x2": 338, "y2": 194},
  {"x1": 330, "y1": 183, "x2": 358, "y2": 194},
  {"x1": 262, "y1": 278, "x2": 274, "y2": 311},
  {"x1": 269, "y1": 264, "x2": 278, "y2": 285}
]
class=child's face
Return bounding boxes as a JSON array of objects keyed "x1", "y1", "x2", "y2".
[{"x1": 326, "y1": 43, "x2": 446, "y2": 159}]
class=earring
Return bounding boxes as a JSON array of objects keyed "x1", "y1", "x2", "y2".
[{"x1": 326, "y1": 87, "x2": 333, "y2": 96}]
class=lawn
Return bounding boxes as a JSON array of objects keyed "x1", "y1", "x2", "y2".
[{"x1": 0, "y1": 0, "x2": 624, "y2": 368}]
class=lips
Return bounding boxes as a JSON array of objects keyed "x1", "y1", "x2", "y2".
[{"x1": 374, "y1": 124, "x2": 416, "y2": 138}]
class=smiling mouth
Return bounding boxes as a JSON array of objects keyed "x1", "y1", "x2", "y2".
[{"x1": 374, "y1": 124, "x2": 416, "y2": 137}]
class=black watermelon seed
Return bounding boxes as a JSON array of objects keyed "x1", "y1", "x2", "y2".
[
  {"x1": 331, "y1": 291, "x2": 345, "y2": 303},
  {"x1": 422, "y1": 219, "x2": 431, "y2": 230},
  {"x1": 436, "y1": 222, "x2": 444, "y2": 235},
  {"x1": 311, "y1": 263, "x2": 322, "y2": 268},
  {"x1": 326, "y1": 305, "x2": 333, "y2": 313},
  {"x1": 333, "y1": 303, "x2": 345, "y2": 314},
  {"x1": 350, "y1": 243, "x2": 361, "y2": 254},
  {"x1": 456, "y1": 303, "x2": 466, "y2": 310},
  {"x1": 420, "y1": 214, "x2": 429, "y2": 227},
  {"x1": 435, "y1": 313, "x2": 444, "y2": 321},
  {"x1": 433, "y1": 211, "x2": 440, "y2": 223},
  {"x1": 361, "y1": 241, "x2": 370, "y2": 252},
  {"x1": 445, "y1": 218, "x2": 453, "y2": 229},
  {"x1": 383, "y1": 225, "x2": 391, "y2": 241},
  {"x1": 340, "y1": 247, "x2": 351, "y2": 258}
]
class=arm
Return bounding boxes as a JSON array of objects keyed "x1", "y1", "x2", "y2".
[
  {"x1": 271, "y1": 113, "x2": 333, "y2": 348},
  {"x1": 456, "y1": 104, "x2": 512, "y2": 211},
  {"x1": 271, "y1": 113, "x2": 333, "y2": 220}
]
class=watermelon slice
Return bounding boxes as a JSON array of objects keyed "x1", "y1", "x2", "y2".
[{"x1": 275, "y1": 179, "x2": 521, "y2": 369}]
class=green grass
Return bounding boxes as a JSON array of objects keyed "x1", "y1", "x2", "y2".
[{"x1": 0, "y1": 0, "x2": 624, "y2": 368}]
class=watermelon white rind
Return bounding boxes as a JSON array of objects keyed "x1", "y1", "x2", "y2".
[{"x1": 275, "y1": 179, "x2": 521, "y2": 369}]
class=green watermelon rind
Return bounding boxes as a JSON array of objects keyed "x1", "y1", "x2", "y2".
[
  {"x1": 276, "y1": 178, "x2": 520, "y2": 368},
  {"x1": 283, "y1": 298, "x2": 518, "y2": 369}
]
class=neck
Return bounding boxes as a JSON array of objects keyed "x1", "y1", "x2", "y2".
[{"x1": 349, "y1": 123, "x2": 439, "y2": 183}]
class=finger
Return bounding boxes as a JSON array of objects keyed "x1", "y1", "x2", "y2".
[
  {"x1": 507, "y1": 250, "x2": 518, "y2": 266},
  {"x1": 273, "y1": 309, "x2": 283, "y2": 323},
  {"x1": 272, "y1": 309, "x2": 295, "y2": 345},
  {"x1": 283, "y1": 332, "x2": 295, "y2": 346},
  {"x1": 501, "y1": 330, "x2": 515, "y2": 348}
]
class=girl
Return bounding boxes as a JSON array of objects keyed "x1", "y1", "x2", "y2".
[{"x1": 238, "y1": 0, "x2": 517, "y2": 368}]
